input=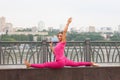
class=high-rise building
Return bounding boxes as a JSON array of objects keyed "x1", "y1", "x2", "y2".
[
  {"x1": 100, "y1": 27, "x2": 113, "y2": 33},
  {"x1": 89, "y1": 26, "x2": 95, "y2": 32},
  {"x1": 70, "y1": 27, "x2": 79, "y2": 32},
  {"x1": 100, "y1": 27, "x2": 113, "y2": 40},
  {"x1": 38, "y1": 21, "x2": 45, "y2": 31},
  {"x1": 0, "y1": 16, "x2": 6, "y2": 32},
  {"x1": 5, "y1": 23, "x2": 13, "y2": 32}
]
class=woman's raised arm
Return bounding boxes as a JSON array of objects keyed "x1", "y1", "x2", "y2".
[{"x1": 62, "y1": 17, "x2": 72, "y2": 42}]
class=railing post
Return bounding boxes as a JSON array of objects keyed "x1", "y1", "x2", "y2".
[
  {"x1": 0, "y1": 42, "x2": 1, "y2": 64},
  {"x1": 41, "y1": 40, "x2": 47, "y2": 63},
  {"x1": 84, "y1": 38, "x2": 91, "y2": 62}
]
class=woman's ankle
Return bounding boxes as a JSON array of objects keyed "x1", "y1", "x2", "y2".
[
  {"x1": 91, "y1": 62, "x2": 99, "y2": 67},
  {"x1": 24, "y1": 60, "x2": 31, "y2": 68}
]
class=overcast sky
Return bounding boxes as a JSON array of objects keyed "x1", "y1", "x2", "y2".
[{"x1": 0, "y1": 0, "x2": 120, "y2": 30}]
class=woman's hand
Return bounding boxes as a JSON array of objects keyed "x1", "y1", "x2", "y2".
[
  {"x1": 67, "y1": 17, "x2": 72, "y2": 24},
  {"x1": 49, "y1": 42, "x2": 54, "y2": 52},
  {"x1": 49, "y1": 41, "x2": 53, "y2": 47}
]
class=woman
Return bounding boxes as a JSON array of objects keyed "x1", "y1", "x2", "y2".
[{"x1": 25, "y1": 17, "x2": 98, "y2": 68}]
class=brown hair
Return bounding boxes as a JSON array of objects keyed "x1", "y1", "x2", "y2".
[{"x1": 57, "y1": 31, "x2": 63, "y2": 37}]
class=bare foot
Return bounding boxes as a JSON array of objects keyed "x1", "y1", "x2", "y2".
[
  {"x1": 24, "y1": 60, "x2": 31, "y2": 68},
  {"x1": 91, "y1": 62, "x2": 99, "y2": 67}
]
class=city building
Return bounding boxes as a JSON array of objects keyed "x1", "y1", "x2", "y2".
[
  {"x1": 89, "y1": 26, "x2": 95, "y2": 32},
  {"x1": 70, "y1": 27, "x2": 77, "y2": 32},
  {"x1": 100, "y1": 27, "x2": 113, "y2": 33},
  {"x1": 0, "y1": 16, "x2": 13, "y2": 33},
  {"x1": 0, "y1": 16, "x2": 6, "y2": 32},
  {"x1": 8, "y1": 32, "x2": 48, "y2": 35},
  {"x1": 5, "y1": 23, "x2": 13, "y2": 32},
  {"x1": 12, "y1": 27, "x2": 24, "y2": 32},
  {"x1": 100, "y1": 27, "x2": 113, "y2": 40},
  {"x1": 38, "y1": 21, "x2": 45, "y2": 31},
  {"x1": 70, "y1": 27, "x2": 82, "y2": 33}
]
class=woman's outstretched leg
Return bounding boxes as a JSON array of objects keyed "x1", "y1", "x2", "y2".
[
  {"x1": 65, "y1": 58, "x2": 98, "y2": 67},
  {"x1": 24, "y1": 60, "x2": 65, "y2": 69}
]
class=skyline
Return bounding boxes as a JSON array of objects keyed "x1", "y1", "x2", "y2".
[{"x1": 0, "y1": 0, "x2": 120, "y2": 31}]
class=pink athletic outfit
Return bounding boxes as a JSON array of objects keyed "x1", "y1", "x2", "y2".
[{"x1": 30, "y1": 42, "x2": 92, "y2": 69}]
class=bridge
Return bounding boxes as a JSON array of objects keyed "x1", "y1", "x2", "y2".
[{"x1": 0, "y1": 40, "x2": 120, "y2": 80}]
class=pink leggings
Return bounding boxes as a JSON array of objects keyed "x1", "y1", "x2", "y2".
[{"x1": 31, "y1": 58, "x2": 92, "y2": 69}]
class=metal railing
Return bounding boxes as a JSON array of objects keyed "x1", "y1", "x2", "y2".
[{"x1": 0, "y1": 39, "x2": 120, "y2": 65}]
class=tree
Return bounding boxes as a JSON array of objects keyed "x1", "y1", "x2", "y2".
[
  {"x1": 85, "y1": 32, "x2": 104, "y2": 41},
  {"x1": 28, "y1": 34, "x2": 33, "y2": 41},
  {"x1": 67, "y1": 32, "x2": 104, "y2": 41},
  {"x1": 37, "y1": 36, "x2": 42, "y2": 41},
  {"x1": 110, "y1": 33, "x2": 120, "y2": 41},
  {"x1": 1, "y1": 34, "x2": 16, "y2": 41}
]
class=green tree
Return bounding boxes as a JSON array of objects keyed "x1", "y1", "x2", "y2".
[
  {"x1": 28, "y1": 34, "x2": 33, "y2": 41},
  {"x1": 1, "y1": 35, "x2": 16, "y2": 41},
  {"x1": 110, "y1": 33, "x2": 120, "y2": 41},
  {"x1": 85, "y1": 32, "x2": 104, "y2": 41},
  {"x1": 37, "y1": 36, "x2": 42, "y2": 41},
  {"x1": 1, "y1": 38, "x2": 16, "y2": 41},
  {"x1": 67, "y1": 32, "x2": 104, "y2": 41}
]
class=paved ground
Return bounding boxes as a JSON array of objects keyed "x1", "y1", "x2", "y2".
[
  {"x1": 0, "y1": 65, "x2": 26, "y2": 69},
  {"x1": 0, "y1": 63, "x2": 120, "y2": 69}
]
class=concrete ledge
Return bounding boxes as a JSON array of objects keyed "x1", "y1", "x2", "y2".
[{"x1": 0, "y1": 67, "x2": 120, "y2": 80}]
